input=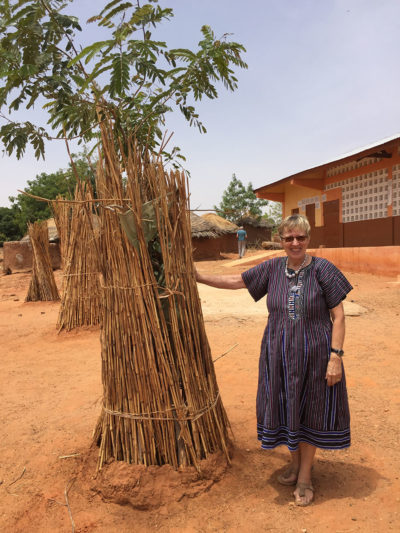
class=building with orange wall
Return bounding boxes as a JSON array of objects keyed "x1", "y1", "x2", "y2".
[{"x1": 254, "y1": 135, "x2": 400, "y2": 248}]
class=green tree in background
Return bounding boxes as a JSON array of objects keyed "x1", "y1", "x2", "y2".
[
  {"x1": 9, "y1": 169, "x2": 75, "y2": 232},
  {"x1": 0, "y1": 206, "x2": 22, "y2": 243},
  {"x1": 0, "y1": 0, "x2": 247, "y2": 162},
  {"x1": 214, "y1": 174, "x2": 268, "y2": 223},
  {"x1": 262, "y1": 201, "x2": 282, "y2": 226},
  {"x1": 9, "y1": 152, "x2": 96, "y2": 234}
]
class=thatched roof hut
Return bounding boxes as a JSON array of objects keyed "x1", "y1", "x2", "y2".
[
  {"x1": 21, "y1": 218, "x2": 59, "y2": 243},
  {"x1": 191, "y1": 213, "x2": 238, "y2": 260},
  {"x1": 238, "y1": 215, "x2": 274, "y2": 228},
  {"x1": 238, "y1": 215, "x2": 273, "y2": 246},
  {"x1": 190, "y1": 212, "x2": 219, "y2": 238},
  {"x1": 201, "y1": 213, "x2": 239, "y2": 234}
]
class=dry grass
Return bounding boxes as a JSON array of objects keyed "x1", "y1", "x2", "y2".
[
  {"x1": 52, "y1": 185, "x2": 101, "y2": 331},
  {"x1": 201, "y1": 213, "x2": 239, "y2": 233},
  {"x1": 25, "y1": 220, "x2": 60, "y2": 302}
]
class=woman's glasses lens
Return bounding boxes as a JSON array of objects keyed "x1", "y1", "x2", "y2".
[{"x1": 281, "y1": 235, "x2": 307, "y2": 243}]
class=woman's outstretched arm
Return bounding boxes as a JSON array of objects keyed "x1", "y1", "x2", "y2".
[{"x1": 195, "y1": 268, "x2": 246, "y2": 290}]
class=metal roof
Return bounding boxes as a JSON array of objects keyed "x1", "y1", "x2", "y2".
[{"x1": 255, "y1": 133, "x2": 400, "y2": 197}]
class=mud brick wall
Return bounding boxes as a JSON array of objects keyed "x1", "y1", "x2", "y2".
[
  {"x1": 3, "y1": 241, "x2": 61, "y2": 273},
  {"x1": 242, "y1": 226, "x2": 271, "y2": 247},
  {"x1": 192, "y1": 234, "x2": 237, "y2": 260}
]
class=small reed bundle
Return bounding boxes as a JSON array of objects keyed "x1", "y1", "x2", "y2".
[
  {"x1": 93, "y1": 120, "x2": 231, "y2": 471},
  {"x1": 25, "y1": 220, "x2": 60, "y2": 302},
  {"x1": 55, "y1": 185, "x2": 101, "y2": 331},
  {"x1": 51, "y1": 195, "x2": 71, "y2": 270}
]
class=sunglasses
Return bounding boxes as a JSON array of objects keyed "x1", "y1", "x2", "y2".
[{"x1": 280, "y1": 235, "x2": 308, "y2": 243}]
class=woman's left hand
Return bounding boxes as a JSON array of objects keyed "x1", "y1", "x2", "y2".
[{"x1": 325, "y1": 354, "x2": 343, "y2": 386}]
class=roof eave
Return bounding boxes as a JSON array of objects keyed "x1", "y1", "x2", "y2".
[{"x1": 255, "y1": 134, "x2": 400, "y2": 198}]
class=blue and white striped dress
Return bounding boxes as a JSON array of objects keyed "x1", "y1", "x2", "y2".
[{"x1": 242, "y1": 256, "x2": 352, "y2": 450}]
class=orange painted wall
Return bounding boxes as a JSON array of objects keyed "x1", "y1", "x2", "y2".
[
  {"x1": 309, "y1": 246, "x2": 400, "y2": 277},
  {"x1": 284, "y1": 183, "x2": 323, "y2": 225},
  {"x1": 243, "y1": 246, "x2": 400, "y2": 278}
]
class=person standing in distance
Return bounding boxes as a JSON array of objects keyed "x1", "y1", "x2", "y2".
[{"x1": 236, "y1": 226, "x2": 247, "y2": 258}]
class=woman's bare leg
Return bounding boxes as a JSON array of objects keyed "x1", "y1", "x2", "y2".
[
  {"x1": 289, "y1": 449, "x2": 301, "y2": 476},
  {"x1": 293, "y1": 442, "x2": 316, "y2": 505},
  {"x1": 278, "y1": 449, "x2": 300, "y2": 484}
]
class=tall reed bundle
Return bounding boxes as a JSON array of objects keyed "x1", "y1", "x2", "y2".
[
  {"x1": 25, "y1": 220, "x2": 60, "y2": 302},
  {"x1": 93, "y1": 120, "x2": 231, "y2": 471},
  {"x1": 51, "y1": 195, "x2": 71, "y2": 270},
  {"x1": 54, "y1": 185, "x2": 102, "y2": 331}
]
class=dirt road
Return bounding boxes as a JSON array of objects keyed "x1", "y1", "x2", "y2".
[{"x1": 0, "y1": 258, "x2": 399, "y2": 532}]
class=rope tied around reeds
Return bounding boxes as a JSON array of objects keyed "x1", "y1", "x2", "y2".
[
  {"x1": 102, "y1": 392, "x2": 220, "y2": 422},
  {"x1": 62, "y1": 272, "x2": 99, "y2": 277},
  {"x1": 100, "y1": 282, "x2": 185, "y2": 299}
]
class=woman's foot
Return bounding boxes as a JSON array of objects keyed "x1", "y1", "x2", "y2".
[
  {"x1": 293, "y1": 482, "x2": 314, "y2": 506},
  {"x1": 277, "y1": 465, "x2": 299, "y2": 486}
]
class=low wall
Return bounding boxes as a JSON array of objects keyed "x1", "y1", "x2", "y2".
[
  {"x1": 3, "y1": 241, "x2": 61, "y2": 273},
  {"x1": 309, "y1": 246, "x2": 400, "y2": 278},
  {"x1": 236, "y1": 246, "x2": 400, "y2": 278}
]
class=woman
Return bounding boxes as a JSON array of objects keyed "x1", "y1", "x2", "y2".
[{"x1": 195, "y1": 214, "x2": 352, "y2": 506}]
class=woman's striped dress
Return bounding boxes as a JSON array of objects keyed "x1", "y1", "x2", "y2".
[{"x1": 241, "y1": 256, "x2": 352, "y2": 451}]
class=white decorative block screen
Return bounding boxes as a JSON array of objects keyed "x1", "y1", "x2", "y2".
[
  {"x1": 325, "y1": 169, "x2": 389, "y2": 223},
  {"x1": 392, "y1": 164, "x2": 400, "y2": 216}
]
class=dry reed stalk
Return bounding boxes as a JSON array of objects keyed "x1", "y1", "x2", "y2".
[
  {"x1": 25, "y1": 220, "x2": 60, "y2": 302},
  {"x1": 51, "y1": 195, "x2": 71, "y2": 271},
  {"x1": 93, "y1": 119, "x2": 231, "y2": 471},
  {"x1": 54, "y1": 184, "x2": 102, "y2": 331}
]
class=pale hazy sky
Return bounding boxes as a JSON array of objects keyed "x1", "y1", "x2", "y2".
[{"x1": 2, "y1": 0, "x2": 400, "y2": 210}]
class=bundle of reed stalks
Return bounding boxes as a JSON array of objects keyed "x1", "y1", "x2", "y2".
[
  {"x1": 51, "y1": 195, "x2": 71, "y2": 271},
  {"x1": 93, "y1": 119, "x2": 231, "y2": 471},
  {"x1": 25, "y1": 220, "x2": 60, "y2": 302},
  {"x1": 53, "y1": 184, "x2": 102, "y2": 331}
]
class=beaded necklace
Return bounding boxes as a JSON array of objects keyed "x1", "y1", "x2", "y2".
[
  {"x1": 286, "y1": 255, "x2": 308, "y2": 321},
  {"x1": 284, "y1": 255, "x2": 308, "y2": 279}
]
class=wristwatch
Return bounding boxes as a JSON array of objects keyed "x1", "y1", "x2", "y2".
[{"x1": 331, "y1": 347, "x2": 344, "y2": 357}]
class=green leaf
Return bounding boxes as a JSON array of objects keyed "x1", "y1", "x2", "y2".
[
  {"x1": 99, "y1": 2, "x2": 134, "y2": 28},
  {"x1": 109, "y1": 52, "x2": 130, "y2": 97},
  {"x1": 67, "y1": 40, "x2": 114, "y2": 67},
  {"x1": 98, "y1": 0, "x2": 128, "y2": 19}
]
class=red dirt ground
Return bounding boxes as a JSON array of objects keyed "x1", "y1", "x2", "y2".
[{"x1": 1, "y1": 255, "x2": 400, "y2": 532}]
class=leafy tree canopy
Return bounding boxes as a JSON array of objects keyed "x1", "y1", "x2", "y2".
[
  {"x1": 0, "y1": 0, "x2": 247, "y2": 161},
  {"x1": 262, "y1": 201, "x2": 282, "y2": 227},
  {"x1": 9, "y1": 151, "x2": 96, "y2": 233},
  {"x1": 214, "y1": 174, "x2": 268, "y2": 223},
  {"x1": 0, "y1": 206, "x2": 23, "y2": 243}
]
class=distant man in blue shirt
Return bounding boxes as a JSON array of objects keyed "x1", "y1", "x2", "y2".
[{"x1": 236, "y1": 226, "x2": 247, "y2": 258}]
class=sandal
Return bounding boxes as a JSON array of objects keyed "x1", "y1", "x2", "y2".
[
  {"x1": 277, "y1": 466, "x2": 299, "y2": 486},
  {"x1": 294, "y1": 482, "x2": 314, "y2": 507}
]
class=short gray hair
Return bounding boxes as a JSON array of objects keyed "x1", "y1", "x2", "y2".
[{"x1": 278, "y1": 214, "x2": 311, "y2": 237}]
